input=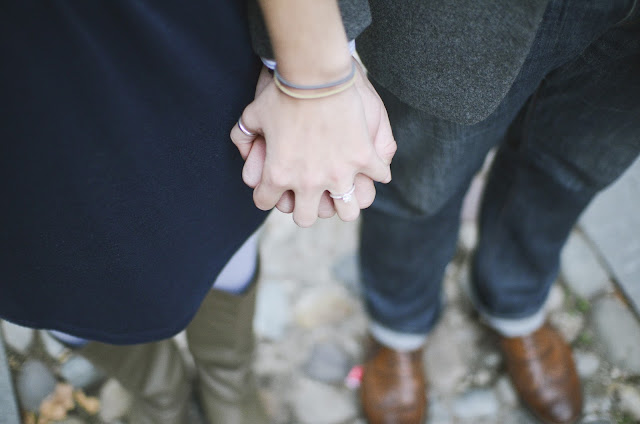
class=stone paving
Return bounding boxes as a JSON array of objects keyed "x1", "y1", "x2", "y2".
[
  {"x1": 580, "y1": 157, "x2": 640, "y2": 316},
  {"x1": 2, "y1": 169, "x2": 640, "y2": 424}
]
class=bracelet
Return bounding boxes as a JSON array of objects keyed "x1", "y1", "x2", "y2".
[
  {"x1": 274, "y1": 61, "x2": 356, "y2": 90},
  {"x1": 273, "y1": 74, "x2": 355, "y2": 99}
]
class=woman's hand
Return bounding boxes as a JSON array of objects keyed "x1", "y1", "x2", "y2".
[{"x1": 231, "y1": 63, "x2": 396, "y2": 227}]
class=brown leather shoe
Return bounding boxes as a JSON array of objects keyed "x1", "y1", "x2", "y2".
[
  {"x1": 499, "y1": 323, "x2": 582, "y2": 424},
  {"x1": 360, "y1": 337, "x2": 427, "y2": 424}
]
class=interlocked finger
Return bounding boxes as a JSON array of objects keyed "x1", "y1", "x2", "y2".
[
  {"x1": 253, "y1": 178, "x2": 285, "y2": 212},
  {"x1": 354, "y1": 173, "x2": 376, "y2": 209},
  {"x1": 230, "y1": 112, "x2": 261, "y2": 160},
  {"x1": 318, "y1": 192, "x2": 336, "y2": 218},
  {"x1": 275, "y1": 191, "x2": 295, "y2": 214},
  {"x1": 330, "y1": 183, "x2": 360, "y2": 222},
  {"x1": 292, "y1": 190, "x2": 323, "y2": 228}
]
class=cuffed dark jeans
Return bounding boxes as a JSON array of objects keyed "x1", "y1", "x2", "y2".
[{"x1": 360, "y1": 0, "x2": 640, "y2": 335}]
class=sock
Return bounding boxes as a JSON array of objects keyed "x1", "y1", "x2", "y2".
[
  {"x1": 211, "y1": 231, "x2": 260, "y2": 295},
  {"x1": 48, "y1": 330, "x2": 89, "y2": 348},
  {"x1": 369, "y1": 321, "x2": 427, "y2": 352}
]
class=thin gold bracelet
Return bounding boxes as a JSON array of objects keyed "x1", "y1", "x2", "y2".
[{"x1": 273, "y1": 73, "x2": 356, "y2": 100}]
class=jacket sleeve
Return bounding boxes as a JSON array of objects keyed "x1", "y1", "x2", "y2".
[{"x1": 247, "y1": 0, "x2": 372, "y2": 60}]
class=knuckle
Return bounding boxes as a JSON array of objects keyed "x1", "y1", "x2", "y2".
[
  {"x1": 298, "y1": 175, "x2": 324, "y2": 191},
  {"x1": 388, "y1": 140, "x2": 398, "y2": 156},
  {"x1": 264, "y1": 169, "x2": 290, "y2": 188},
  {"x1": 329, "y1": 170, "x2": 353, "y2": 190},
  {"x1": 354, "y1": 149, "x2": 376, "y2": 169}
]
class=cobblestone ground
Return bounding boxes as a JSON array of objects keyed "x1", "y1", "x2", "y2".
[{"x1": 3, "y1": 187, "x2": 640, "y2": 423}]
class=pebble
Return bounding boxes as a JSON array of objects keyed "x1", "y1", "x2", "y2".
[
  {"x1": 254, "y1": 280, "x2": 291, "y2": 341},
  {"x1": 494, "y1": 376, "x2": 518, "y2": 407},
  {"x1": 452, "y1": 388, "x2": 499, "y2": 419},
  {"x1": 331, "y1": 253, "x2": 361, "y2": 295},
  {"x1": 473, "y1": 369, "x2": 492, "y2": 386},
  {"x1": 592, "y1": 297, "x2": 640, "y2": 374},
  {"x1": 302, "y1": 342, "x2": 353, "y2": 385},
  {"x1": 293, "y1": 285, "x2": 354, "y2": 328},
  {"x1": 610, "y1": 367, "x2": 623, "y2": 379},
  {"x1": 544, "y1": 284, "x2": 566, "y2": 313},
  {"x1": 428, "y1": 395, "x2": 453, "y2": 424},
  {"x1": 98, "y1": 379, "x2": 132, "y2": 422},
  {"x1": 584, "y1": 394, "x2": 612, "y2": 416},
  {"x1": 560, "y1": 232, "x2": 612, "y2": 299},
  {"x1": 425, "y1": 334, "x2": 467, "y2": 394},
  {"x1": 40, "y1": 330, "x2": 67, "y2": 360},
  {"x1": 499, "y1": 409, "x2": 539, "y2": 424},
  {"x1": 57, "y1": 418, "x2": 85, "y2": 424},
  {"x1": 59, "y1": 355, "x2": 105, "y2": 389},
  {"x1": 461, "y1": 175, "x2": 485, "y2": 223},
  {"x1": 616, "y1": 384, "x2": 640, "y2": 421},
  {"x1": 2, "y1": 321, "x2": 34, "y2": 355},
  {"x1": 575, "y1": 351, "x2": 600, "y2": 378},
  {"x1": 259, "y1": 389, "x2": 290, "y2": 424},
  {"x1": 458, "y1": 221, "x2": 478, "y2": 252},
  {"x1": 549, "y1": 310, "x2": 584, "y2": 343},
  {"x1": 291, "y1": 378, "x2": 357, "y2": 424},
  {"x1": 482, "y1": 352, "x2": 502, "y2": 369},
  {"x1": 16, "y1": 359, "x2": 57, "y2": 411}
]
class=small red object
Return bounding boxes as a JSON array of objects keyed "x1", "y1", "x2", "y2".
[{"x1": 344, "y1": 364, "x2": 364, "y2": 389}]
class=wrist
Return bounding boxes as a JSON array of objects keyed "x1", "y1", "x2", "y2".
[
  {"x1": 276, "y1": 53, "x2": 352, "y2": 87},
  {"x1": 258, "y1": 0, "x2": 352, "y2": 87},
  {"x1": 261, "y1": 40, "x2": 357, "y2": 71}
]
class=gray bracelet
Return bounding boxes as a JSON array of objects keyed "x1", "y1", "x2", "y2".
[{"x1": 274, "y1": 61, "x2": 356, "y2": 90}]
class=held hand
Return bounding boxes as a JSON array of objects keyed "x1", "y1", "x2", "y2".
[
  {"x1": 241, "y1": 136, "x2": 339, "y2": 218},
  {"x1": 232, "y1": 63, "x2": 397, "y2": 227},
  {"x1": 230, "y1": 67, "x2": 273, "y2": 160}
]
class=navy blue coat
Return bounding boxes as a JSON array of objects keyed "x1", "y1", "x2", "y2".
[{"x1": 0, "y1": 1, "x2": 266, "y2": 344}]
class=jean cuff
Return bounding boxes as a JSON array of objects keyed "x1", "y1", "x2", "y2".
[
  {"x1": 463, "y1": 272, "x2": 546, "y2": 337},
  {"x1": 477, "y1": 307, "x2": 546, "y2": 337},
  {"x1": 369, "y1": 321, "x2": 427, "y2": 352}
]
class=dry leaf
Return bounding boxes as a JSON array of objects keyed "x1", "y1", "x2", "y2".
[
  {"x1": 53, "y1": 383, "x2": 74, "y2": 409},
  {"x1": 74, "y1": 390, "x2": 101, "y2": 415},
  {"x1": 39, "y1": 399, "x2": 67, "y2": 421},
  {"x1": 38, "y1": 382, "x2": 75, "y2": 423}
]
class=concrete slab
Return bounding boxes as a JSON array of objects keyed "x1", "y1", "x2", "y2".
[{"x1": 580, "y1": 157, "x2": 640, "y2": 316}]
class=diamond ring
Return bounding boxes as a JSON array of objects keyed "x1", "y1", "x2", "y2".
[{"x1": 329, "y1": 184, "x2": 356, "y2": 203}]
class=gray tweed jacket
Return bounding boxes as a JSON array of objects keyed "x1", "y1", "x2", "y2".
[{"x1": 249, "y1": 0, "x2": 550, "y2": 125}]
